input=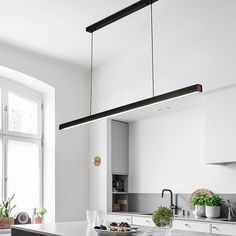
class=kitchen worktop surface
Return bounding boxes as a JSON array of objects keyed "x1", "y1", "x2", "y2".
[
  {"x1": 107, "y1": 212, "x2": 236, "y2": 225},
  {"x1": 12, "y1": 221, "x2": 230, "y2": 236}
]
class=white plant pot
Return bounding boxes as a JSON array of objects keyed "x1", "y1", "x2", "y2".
[
  {"x1": 205, "y1": 206, "x2": 221, "y2": 218},
  {"x1": 194, "y1": 205, "x2": 205, "y2": 218}
]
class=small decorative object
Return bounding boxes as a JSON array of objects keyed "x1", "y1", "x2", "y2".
[
  {"x1": 14, "y1": 212, "x2": 31, "y2": 224},
  {"x1": 205, "y1": 194, "x2": 223, "y2": 218},
  {"x1": 192, "y1": 193, "x2": 208, "y2": 218},
  {"x1": 152, "y1": 206, "x2": 173, "y2": 228},
  {"x1": 189, "y1": 188, "x2": 213, "y2": 210},
  {"x1": 0, "y1": 194, "x2": 16, "y2": 229},
  {"x1": 93, "y1": 156, "x2": 101, "y2": 166},
  {"x1": 112, "y1": 204, "x2": 121, "y2": 212},
  {"x1": 35, "y1": 208, "x2": 47, "y2": 224}
]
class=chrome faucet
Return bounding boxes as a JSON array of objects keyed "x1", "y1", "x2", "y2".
[
  {"x1": 161, "y1": 189, "x2": 177, "y2": 215},
  {"x1": 227, "y1": 200, "x2": 235, "y2": 221}
]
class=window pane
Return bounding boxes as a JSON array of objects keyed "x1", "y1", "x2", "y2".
[
  {"x1": 8, "y1": 92, "x2": 38, "y2": 135},
  {"x1": 7, "y1": 140, "x2": 41, "y2": 215}
]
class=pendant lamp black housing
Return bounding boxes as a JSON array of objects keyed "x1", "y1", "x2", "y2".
[
  {"x1": 59, "y1": 84, "x2": 202, "y2": 130},
  {"x1": 59, "y1": 0, "x2": 203, "y2": 131}
]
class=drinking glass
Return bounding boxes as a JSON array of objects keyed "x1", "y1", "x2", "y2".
[
  {"x1": 96, "y1": 210, "x2": 106, "y2": 225},
  {"x1": 86, "y1": 210, "x2": 97, "y2": 226}
]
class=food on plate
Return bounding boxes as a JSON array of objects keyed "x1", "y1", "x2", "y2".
[
  {"x1": 109, "y1": 222, "x2": 131, "y2": 232},
  {"x1": 94, "y1": 222, "x2": 132, "y2": 233}
]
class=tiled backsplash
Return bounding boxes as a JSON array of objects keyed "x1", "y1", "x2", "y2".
[{"x1": 128, "y1": 193, "x2": 236, "y2": 217}]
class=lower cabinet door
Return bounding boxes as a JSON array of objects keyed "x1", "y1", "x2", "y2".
[
  {"x1": 211, "y1": 223, "x2": 236, "y2": 235},
  {"x1": 106, "y1": 214, "x2": 132, "y2": 224},
  {"x1": 173, "y1": 220, "x2": 210, "y2": 233},
  {"x1": 132, "y1": 216, "x2": 155, "y2": 227}
]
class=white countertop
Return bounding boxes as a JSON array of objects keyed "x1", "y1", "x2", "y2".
[
  {"x1": 12, "y1": 221, "x2": 228, "y2": 236},
  {"x1": 108, "y1": 212, "x2": 236, "y2": 225}
]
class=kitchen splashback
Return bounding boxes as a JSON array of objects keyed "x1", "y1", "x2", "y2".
[{"x1": 128, "y1": 193, "x2": 236, "y2": 217}]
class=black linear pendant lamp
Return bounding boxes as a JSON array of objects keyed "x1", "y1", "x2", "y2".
[{"x1": 59, "y1": 0, "x2": 202, "y2": 130}]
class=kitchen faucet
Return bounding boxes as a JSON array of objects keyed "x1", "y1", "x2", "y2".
[
  {"x1": 227, "y1": 199, "x2": 235, "y2": 221},
  {"x1": 161, "y1": 189, "x2": 177, "y2": 215}
]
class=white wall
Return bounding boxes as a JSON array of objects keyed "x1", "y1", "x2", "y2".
[
  {"x1": 0, "y1": 40, "x2": 90, "y2": 222},
  {"x1": 89, "y1": 120, "x2": 108, "y2": 211},
  {"x1": 129, "y1": 106, "x2": 236, "y2": 194}
]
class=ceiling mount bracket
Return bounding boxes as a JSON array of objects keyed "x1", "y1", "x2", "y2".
[{"x1": 86, "y1": 0, "x2": 159, "y2": 33}]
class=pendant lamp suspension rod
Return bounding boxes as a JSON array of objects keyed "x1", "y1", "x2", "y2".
[
  {"x1": 150, "y1": 3, "x2": 155, "y2": 97},
  {"x1": 90, "y1": 32, "x2": 94, "y2": 115}
]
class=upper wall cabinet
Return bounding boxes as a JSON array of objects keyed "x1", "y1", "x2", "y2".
[
  {"x1": 205, "y1": 86, "x2": 236, "y2": 163},
  {"x1": 111, "y1": 120, "x2": 129, "y2": 174}
]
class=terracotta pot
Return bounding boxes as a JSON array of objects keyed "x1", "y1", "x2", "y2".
[
  {"x1": 0, "y1": 217, "x2": 14, "y2": 229},
  {"x1": 35, "y1": 217, "x2": 43, "y2": 224}
]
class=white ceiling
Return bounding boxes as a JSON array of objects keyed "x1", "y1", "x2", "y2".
[{"x1": 0, "y1": 0, "x2": 137, "y2": 67}]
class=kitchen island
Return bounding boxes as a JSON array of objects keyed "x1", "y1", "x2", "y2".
[{"x1": 12, "y1": 221, "x2": 229, "y2": 236}]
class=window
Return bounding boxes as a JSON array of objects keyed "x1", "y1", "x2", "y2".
[{"x1": 0, "y1": 78, "x2": 43, "y2": 215}]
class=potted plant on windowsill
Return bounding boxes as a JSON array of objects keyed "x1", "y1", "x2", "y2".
[
  {"x1": 205, "y1": 194, "x2": 223, "y2": 218},
  {"x1": 35, "y1": 208, "x2": 47, "y2": 224},
  {"x1": 152, "y1": 206, "x2": 173, "y2": 229},
  {"x1": 0, "y1": 195, "x2": 16, "y2": 229},
  {"x1": 192, "y1": 193, "x2": 207, "y2": 218}
]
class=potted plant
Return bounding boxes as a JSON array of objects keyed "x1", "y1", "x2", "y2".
[
  {"x1": 205, "y1": 194, "x2": 223, "y2": 218},
  {"x1": 0, "y1": 195, "x2": 16, "y2": 229},
  {"x1": 192, "y1": 193, "x2": 207, "y2": 218},
  {"x1": 152, "y1": 206, "x2": 173, "y2": 228},
  {"x1": 35, "y1": 208, "x2": 47, "y2": 224}
]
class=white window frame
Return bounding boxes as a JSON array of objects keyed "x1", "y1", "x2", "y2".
[{"x1": 0, "y1": 77, "x2": 43, "y2": 209}]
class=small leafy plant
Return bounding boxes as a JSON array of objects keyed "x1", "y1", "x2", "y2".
[
  {"x1": 0, "y1": 195, "x2": 16, "y2": 217},
  {"x1": 192, "y1": 193, "x2": 207, "y2": 206},
  {"x1": 152, "y1": 206, "x2": 173, "y2": 228},
  {"x1": 205, "y1": 194, "x2": 223, "y2": 206},
  {"x1": 37, "y1": 208, "x2": 47, "y2": 218}
]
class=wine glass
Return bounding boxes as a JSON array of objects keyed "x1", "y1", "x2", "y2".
[
  {"x1": 86, "y1": 210, "x2": 97, "y2": 226},
  {"x1": 96, "y1": 210, "x2": 106, "y2": 225}
]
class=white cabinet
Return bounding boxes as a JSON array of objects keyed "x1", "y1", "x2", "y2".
[
  {"x1": 211, "y1": 223, "x2": 236, "y2": 235},
  {"x1": 132, "y1": 216, "x2": 155, "y2": 227},
  {"x1": 111, "y1": 120, "x2": 129, "y2": 174},
  {"x1": 173, "y1": 220, "x2": 210, "y2": 233},
  {"x1": 107, "y1": 214, "x2": 132, "y2": 224},
  {"x1": 205, "y1": 86, "x2": 236, "y2": 163}
]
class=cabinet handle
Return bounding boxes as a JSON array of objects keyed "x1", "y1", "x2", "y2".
[
  {"x1": 146, "y1": 220, "x2": 150, "y2": 223},
  {"x1": 126, "y1": 218, "x2": 130, "y2": 221},
  {"x1": 184, "y1": 224, "x2": 190, "y2": 228},
  {"x1": 212, "y1": 226, "x2": 219, "y2": 231}
]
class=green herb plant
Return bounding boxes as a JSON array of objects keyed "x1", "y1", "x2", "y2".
[
  {"x1": 152, "y1": 206, "x2": 173, "y2": 228},
  {"x1": 192, "y1": 193, "x2": 207, "y2": 206},
  {"x1": 205, "y1": 194, "x2": 223, "y2": 206},
  {"x1": 37, "y1": 208, "x2": 47, "y2": 218},
  {"x1": 0, "y1": 194, "x2": 16, "y2": 217}
]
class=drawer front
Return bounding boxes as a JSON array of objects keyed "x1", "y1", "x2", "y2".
[
  {"x1": 173, "y1": 220, "x2": 210, "y2": 233},
  {"x1": 132, "y1": 216, "x2": 155, "y2": 227},
  {"x1": 106, "y1": 214, "x2": 132, "y2": 224},
  {"x1": 212, "y1": 223, "x2": 236, "y2": 235}
]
